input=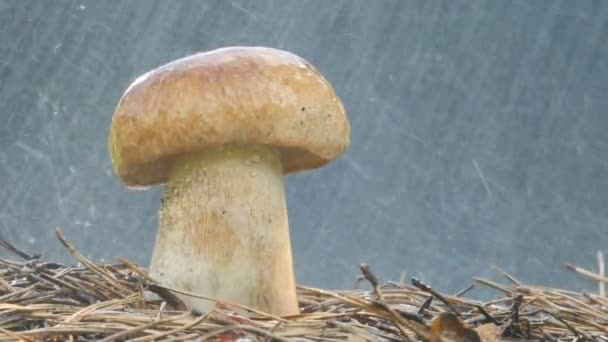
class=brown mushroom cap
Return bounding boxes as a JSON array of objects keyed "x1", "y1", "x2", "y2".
[{"x1": 109, "y1": 46, "x2": 350, "y2": 187}]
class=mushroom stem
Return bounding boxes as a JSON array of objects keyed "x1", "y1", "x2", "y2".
[{"x1": 149, "y1": 144, "x2": 300, "y2": 316}]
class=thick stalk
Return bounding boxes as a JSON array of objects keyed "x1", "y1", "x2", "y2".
[{"x1": 148, "y1": 144, "x2": 299, "y2": 316}]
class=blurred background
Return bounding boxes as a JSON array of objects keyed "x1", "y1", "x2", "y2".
[{"x1": 1, "y1": 1, "x2": 607, "y2": 295}]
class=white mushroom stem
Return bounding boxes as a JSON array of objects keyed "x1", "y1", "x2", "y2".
[{"x1": 148, "y1": 144, "x2": 300, "y2": 316}]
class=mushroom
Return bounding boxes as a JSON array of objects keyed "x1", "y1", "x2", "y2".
[{"x1": 108, "y1": 46, "x2": 350, "y2": 316}]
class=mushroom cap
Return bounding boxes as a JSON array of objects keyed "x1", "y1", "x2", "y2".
[{"x1": 109, "y1": 46, "x2": 350, "y2": 188}]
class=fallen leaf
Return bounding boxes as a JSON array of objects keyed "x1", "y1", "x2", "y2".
[{"x1": 475, "y1": 323, "x2": 504, "y2": 342}]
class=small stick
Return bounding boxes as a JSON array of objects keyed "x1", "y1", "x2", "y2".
[
  {"x1": 98, "y1": 312, "x2": 193, "y2": 342},
  {"x1": 0, "y1": 284, "x2": 38, "y2": 303},
  {"x1": 132, "y1": 310, "x2": 214, "y2": 342},
  {"x1": 474, "y1": 305, "x2": 501, "y2": 325},
  {"x1": 156, "y1": 301, "x2": 167, "y2": 321},
  {"x1": 368, "y1": 299, "x2": 421, "y2": 341},
  {"x1": 539, "y1": 309, "x2": 591, "y2": 340},
  {"x1": 55, "y1": 227, "x2": 132, "y2": 297},
  {"x1": 510, "y1": 295, "x2": 523, "y2": 322},
  {"x1": 0, "y1": 276, "x2": 15, "y2": 293},
  {"x1": 63, "y1": 294, "x2": 141, "y2": 323},
  {"x1": 454, "y1": 284, "x2": 475, "y2": 297},
  {"x1": 545, "y1": 288, "x2": 608, "y2": 321},
  {"x1": 0, "y1": 327, "x2": 37, "y2": 342},
  {"x1": 0, "y1": 240, "x2": 38, "y2": 260},
  {"x1": 329, "y1": 320, "x2": 382, "y2": 342},
  {"x1": 399, "y1": 271, "x2": 407, "y2": 284},
  {"x1": 542, "y1": 331, "x2": 559, "y2": 342},
  {"x1": 263, "y1": 321, "x2": 284, "y2": 342},
  {"x1": 116, "y1": 257, "x2": 155, "y2": 282},
  {"x1": 417, "y1": 296, "x2": 432, "y2": 315},
  {"x1": 302, "y1": 283, "x2": 419, "y2": 340},
  {"x1": 360, "y1": 263, "x2": 382, "y2": 300},
  {"x1": 145, "y1": 284, "x2": 190, "y2": 312},
  {"x1": 564, "y1": 263, "x2": 608, "y2": 283},
  {"x1": 37, "y1": 272, "x2": 98, "y2": 305},
  {"x1": 359, "y1": 265, "x2": 429, "y2": 341},
  {"x1": 397, "y1": 310, "x2": 427, "y2": 326},
  {"x1": 152, "y1": 284, "x2": 288, "y2": 323},
  {"x1": 598, "y1": 251, "x2": 605, "y2": 297},
  {"x1": 473, "y1": 277, "x2": 513, "y2": 295},
  {"x1": 411, "y1": 278, "x2": 461, "y2": 317},
  {"x1": 493, "y1": 266, "x2": 523, "y2": 286},
  {"x1": 186, "y1": 325, "x2": 293, "y2": 342}
]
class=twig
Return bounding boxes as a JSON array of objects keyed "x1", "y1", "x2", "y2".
[
  {"x1": 156, "y1": 301, "x2": 167, "y2": 321},
  {"x1": 539, "y1": 309, "x2": 591, "y2": 341},
  {"x1": 473, "y1": 277, "x2": 513, "y2": 295},
  {"x1": 184, "y1": 325, "x2": 293, "y2": 342},
  {"x1": 454, "y1": 284, "x2": 475, "y2": 298},
  {"x1": 131, "y1": 310, "x2": 213, "y2": 342},
  {"x1": 360, "y1": 264, "x2": 429, "y2": 341},
  {"x1": 327, "y1": 320, "x2": 374, "y2": 342},
  {"x1": 598, "y1": 250, "x2": 605, "y2": 298},
  {"x1": 0, "y1": 240, "x2": 38, "y2": 261},
  {"x1": 474, "y1": 305, "x2": 501, "y2": 326},
  {"x1": 263, "y1": 320, "x2": 285, "y2": 342},
  {"x1": 417, "y1": 296, "x2": 432, "y2": 315},
  {"x1": 151, "y1": 283, "x2": 287, "y2": 322},
  {"x1": 55, "y1": 227, "x2": 132, "y2": 297},
  {"x1": 411, "y1": 278, "x2": 460, "y2": 317},
  {"x1": 360, "y1": 263, "x2": 382, "y2": 300},
  {"x1": 0, "y1": 276, "x2": 15, "y2": 293},
  {"x1": 99, "y1": 312, "x2": 193, "y2": 342},
  {"x1": 493, "y1": 266, "x2": 523, "y2": 287},
  {"x1": 0, "y1": 327, "x2": 37, "y2": 342},
  {"x1": 510, "y1": 295, "x2": 523, "y2": 323},
  {"x1": 564, "y1": 263, "x2": 608, "y2": 283},
  {"x1": 0, "y1": 236, "x2": 605, "y2": 341}
]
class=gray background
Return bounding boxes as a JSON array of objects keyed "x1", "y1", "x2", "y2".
[{"x1": 1, "y1": 1, "x2": 607, "y2": 295}]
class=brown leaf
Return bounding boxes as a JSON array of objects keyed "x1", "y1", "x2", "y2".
[
  {"x1": 474, "y1": 323, "x2": 503, "y2": 342},
  {"x1": 429, "y1": 312, "x2": 482, "y2": 342}
]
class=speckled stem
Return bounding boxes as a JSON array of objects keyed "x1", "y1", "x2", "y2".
[{"x1": 148, "y1": 144, "x2": 299, "y2": 316}]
